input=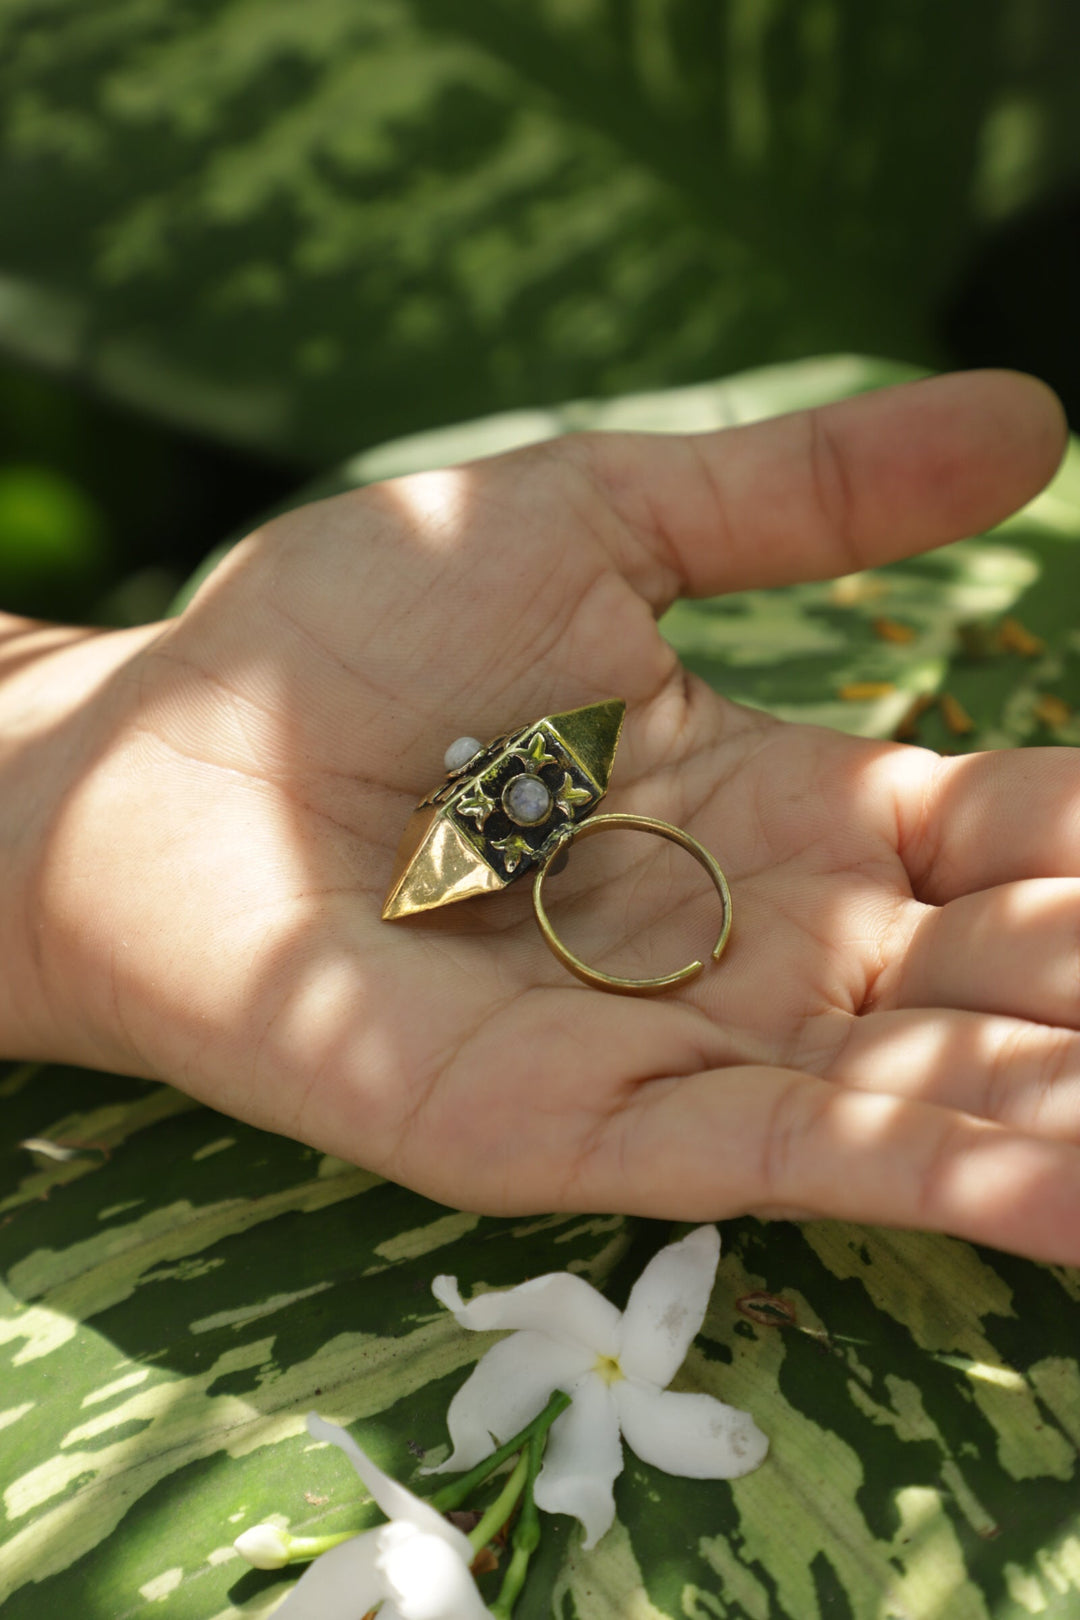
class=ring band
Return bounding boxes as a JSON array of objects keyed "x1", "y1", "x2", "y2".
[{"x1": 532, "y1": 812, "x2": 732, "y2": 997}]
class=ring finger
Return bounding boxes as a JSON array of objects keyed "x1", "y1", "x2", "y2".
[
  {"x1": 874, "y1": 878, "x2": 1080, "y2": 1028},
  {"x1": 828, "y1": 1006, "x2": 1080, "y2": 1141}
]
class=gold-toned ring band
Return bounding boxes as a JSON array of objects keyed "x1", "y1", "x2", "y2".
[{"x1": 532, "y1": 812, "x2": 732, "y2": 997}]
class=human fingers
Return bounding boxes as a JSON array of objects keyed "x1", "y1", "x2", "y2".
[
  {"x1": 576, "y1": 369, "x2": 1066, "y2": 607},
  {"x1": 872, "y1": 878, "x2": 1080, "y2": 1028},
  {"x1": 888, "y1": 746, "x2": 1080, "y2": 905},
  {"x1": 826, "y1": 1007, "x2": 1080, "y2": 1142},
  {"x1": 578, "y1": 1064, "x2": 1080, "y2": 1265}
]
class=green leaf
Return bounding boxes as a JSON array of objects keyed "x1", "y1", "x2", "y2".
[
  {"x1": 4, "y1": 357, "x2": 1080, "y2": 1617},
  {"x1": 3, "y1": 1061, "x2": 1080, "y2": 1619},
  {"x1": 3, "y1": 0, "x2": 1080, "y2": 458}
]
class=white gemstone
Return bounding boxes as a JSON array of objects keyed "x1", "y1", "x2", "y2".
[
  {"x1": 503, "y1": 773, "x2": 552, "y2": 825},
  {"x1": 444, "y1": 736, "x2": 482, "y2": 773}
]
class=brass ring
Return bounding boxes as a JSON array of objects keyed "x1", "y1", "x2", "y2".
[{"x1": 532, "y1": 812, "x2": 732, "y2": 996}]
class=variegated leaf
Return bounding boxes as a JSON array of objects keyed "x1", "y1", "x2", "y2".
[{"x1": 2, "y1": 1, "x2": 1080, "y2": 458}]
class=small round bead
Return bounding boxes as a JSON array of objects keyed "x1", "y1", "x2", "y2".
[
  {"x1": 503, "y1": 774, "x2": 553, "y2": 826},
  {"x1": 444, "y1": 736, "x2": 482, "y2": 773}
]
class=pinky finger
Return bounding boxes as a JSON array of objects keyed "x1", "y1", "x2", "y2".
[{"x1": 591, "y1": 1067, "x2": 1080, "y2": 1266}]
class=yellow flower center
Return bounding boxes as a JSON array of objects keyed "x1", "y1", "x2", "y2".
[{"x1": 594, "y1": 1354, "x2": 624, "y2": 1386}]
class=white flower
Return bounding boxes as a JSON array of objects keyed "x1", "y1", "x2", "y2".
[
  {"x1": 431, "y1": 1226, "x2": 768, "y2": 1548},
  {"x1": 268, "y1": 1414, "x2": 489, "y2": 1620}
]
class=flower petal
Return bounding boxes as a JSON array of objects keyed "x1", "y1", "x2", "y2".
[
  {"x1": 306, "y1": 1414, "x2": 465, "y2": 1549},
  {"x1": 433, "y1": 1271, "x2": 620, "y2": 1355},
  {"x1": 377, "y1": 1522, "x2": 489, "y2": 1620},
  {"x1": 534, "y1": 1373, "x2": 624, "y2": 1550},
  {"x1": 428, "y1": 1329, "x2": 595, "y2": 1473},
  {"x1": 616, "y1": 1225, "x2": 720, "y2": 1386},
  {"x1": 269, "y1": 1528, "x2": 382, "y2": 1619},
  {"x1": 616, "y1": 1382, "x2": 768, "y2": 1478}
]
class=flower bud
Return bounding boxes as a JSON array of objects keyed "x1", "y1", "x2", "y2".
[{"x1": 234, "y1": 1523, "x2": 291, "y2": 1569}]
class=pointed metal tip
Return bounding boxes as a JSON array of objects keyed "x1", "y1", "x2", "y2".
[
  {"x1": 382, "y1": 808, "x2": 505, "y2": 919},
  {"x1": 546, "y1": 699, "x2": 626, "y2": 793},
  {"x1": 380, "y1": 891, "x2": 414, "y2": 921}
]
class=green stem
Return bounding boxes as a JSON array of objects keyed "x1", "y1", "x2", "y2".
[
  {"x1": 428, "y1": 1389, "x2": 571, "y2": 1514},
  {"x1": 489, "y1": 1426, "x2": 546, "y2": 1620},
  {"x1": 286, "y1": 1390, "x2": 572, "y2": 1568},
  {"x1": 283, "y1": 1530, "x2": 356, "y2": 1564},
  {"x1": 466, "y1": 1452, "x2": 529, "y2": 1555}
]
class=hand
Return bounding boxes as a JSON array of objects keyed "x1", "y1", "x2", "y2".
[{"x1": 6, "y1": 370, "x2": 1080, "y2": 1264}]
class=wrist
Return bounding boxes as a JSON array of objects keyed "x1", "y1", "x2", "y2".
[{"x1": 0, "y1": 612, "x2": 162, "y2": 1066}]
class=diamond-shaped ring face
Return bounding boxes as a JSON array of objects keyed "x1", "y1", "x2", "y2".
[
  {"x1": 382, "y1": 700, "x2": 625, "y2": 920},
  {"x1": 445, "y1": 722, "x2": 598, "y2": 880}
]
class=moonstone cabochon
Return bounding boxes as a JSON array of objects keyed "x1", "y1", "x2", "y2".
[
  {"x1": 381, "y1": 699, "x2": 626, "y2": 920},
  {"x1": 503, "y1": 773, "x2": 554, "y2": 825}
]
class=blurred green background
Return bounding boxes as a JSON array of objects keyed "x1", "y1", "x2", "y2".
[{"x1": 0, "y1": 0, "x2": 1078, "y2": 624}]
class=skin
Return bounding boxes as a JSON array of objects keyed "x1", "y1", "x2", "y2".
[{"x1": 3, "y1": 369, "x2": 1080, "y2": 1264}]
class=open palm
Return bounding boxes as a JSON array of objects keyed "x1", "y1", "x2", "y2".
[{"x1": 23, "y1": 370, "x2": 1080, "y2": 1265}]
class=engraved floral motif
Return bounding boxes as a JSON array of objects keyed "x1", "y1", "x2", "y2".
[
  {"x1": 490, "y1": 830, "x2": 535, "y2": 875},
  {"x1": 455, "y1": 780, "x2": 496, "y2": 828},
  {"x1": 555, "y1": 771, "x2": 593, "y2": 818},
  {"x1": 508, "y1": 729, "x2": 559, "y2": 772}
]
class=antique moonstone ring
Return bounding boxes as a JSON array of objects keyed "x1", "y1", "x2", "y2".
[{"x1": 381, "y1": 700, "x2": 732, "y2": 995}]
